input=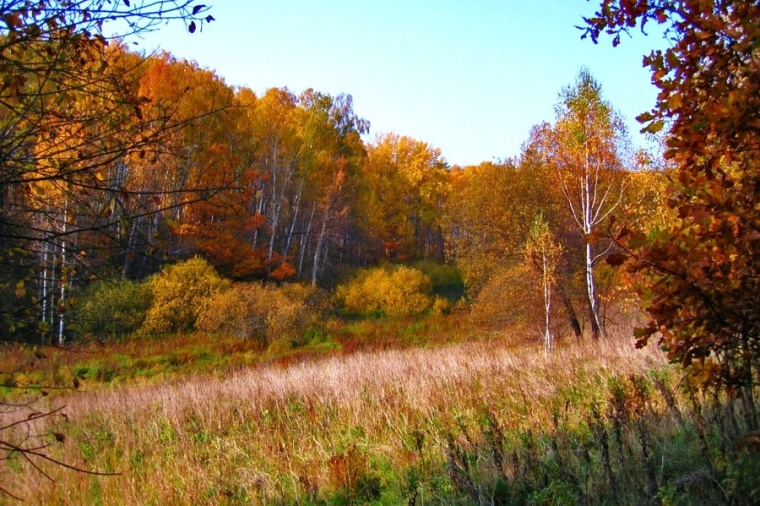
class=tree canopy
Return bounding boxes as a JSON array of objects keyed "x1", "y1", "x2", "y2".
[{"x1": 584, "y1": 1, "x2": 759, "y2": 404}]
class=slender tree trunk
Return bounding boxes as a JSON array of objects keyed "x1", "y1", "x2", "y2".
[
  {"x1": 298, "y1": 202, "x2": 316, "y2": 278},
  {"x1": 57, "y1": 210, "x2": 67, "y2": 345},
  {"x1": 40, "y1": 239, "x2": 49, "y2": 344},
  {"x1": 252, "y1": 192, "x2": 265, "y2": 249},
  {"x1": 268, "y1": 203, "x2": 280, "y2": 263},
  {"x1": 585, "y1": 241, "x2": 604, "y2": 340},
  {"x1": 542, "y1": 252, "x2": 552, "y2": 357},
  {"x1": 267, "y1": 139, "x2": 280, "y2": 263},
  {"x1": 283, "y1": 179, "x2": 303, "y2": 257},
  {"x1": 46, "y1": 238, "x2": 55, "y2": 335},
  {"x1": 311, "y1": 217, "x2": 328, "y2": 286},
  {"x1": 137, "y1": 214, "x2": 160, "y2": 278},
  {"x1": 557, "y1": 284, "x2": 582, "y2": 339},
  {"x1": 122, "y1": 220, "x2": 136, "y2": 277},
  {"x1": 741, "y1": 334, "x2": 758, "y2": 430},
  {"x1": 583, "y1": 149, "x2": 605, "y2": 340}
]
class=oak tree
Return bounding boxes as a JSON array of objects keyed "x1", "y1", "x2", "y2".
[{"x1": 583, "y1": 1, "x2": 759, "y2": 418}]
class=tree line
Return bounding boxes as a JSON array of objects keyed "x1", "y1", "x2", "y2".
[
  {"x1": 0, "y1": 8, "x2": 665, "y2": 346},
  {"x1": 1, "y1": 1, "x2": 757, "y2": 498},
  {"x1": 1, "y1": 39, "x2": 656, "y2": 348}
]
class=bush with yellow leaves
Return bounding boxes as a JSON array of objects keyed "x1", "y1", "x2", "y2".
[
  {"x1": 432, "y1": 296, "x2": 453, "y2": 316},
  {"x1": 335, "y1": 265, "x2": 432, "y2": 317},
  {"x1": 197, "y1": 282, "x2": 322, "y2": 348},
  {"x1": 141, "y1": 257, "x2": 230, "y2": 336}
]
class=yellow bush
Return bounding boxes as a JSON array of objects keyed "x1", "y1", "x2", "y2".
[
  {"x1": 196, "y1": 286, "x2": 266, "y2": 345},
  {"x1": 336, "y1": 265, "x2": 432, "y2": 317},
  {"x1": 432, "y1": 296, "x2": 452, "y2": 316},
  {"x1": 279, "y1": 283, "x2": 332, "y2": 316},
  {"x1": 197, "y1": 282, "x2": 317, "y2": 348},
  {"x1": 142, "y1": 257, "x2": 230, "y2": 335}
]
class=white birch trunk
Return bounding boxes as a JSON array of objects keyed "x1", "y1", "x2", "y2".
[
  {"x1": 40, "y1": 239, "x2": 49, "y2": 343},
  {"x1": 57, "y1": 210, "x2": 67, "y2": 345},
  {"x1": 283, "y1": 179, "x2": 303, "y2": 257},
  {"x1": 543, "y1": 251, "x2": 552, "y2": 357},
  {"x1": 583, "y1": 148, "x2": 605, "y2": 340},
  {"x1": 267, "y1": 140, "x2": 279, "y2": 262},
  {"x1": 311, "y1": 217, "x2": 328, "y2": 287},
  {"x1": 298, "y1": 202, "x2": 316, "y2": 278}
]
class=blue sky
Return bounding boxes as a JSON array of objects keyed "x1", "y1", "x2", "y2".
[{"x1": 132, "y1": 1, "x2": 665, "y2": 167}]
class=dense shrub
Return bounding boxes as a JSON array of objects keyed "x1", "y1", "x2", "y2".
[
  {"x1": 141, "y1": 257, "x2": 230, "y2": 335},
  {"x1": 197, "y1": 282, "x2": 320, "y2": 348},
  {"x1": 468, "y1": 265, "x2": 540, "y2": 330},
  {"x1": 279, "y1": 282, "x2": 332, "y2": 317},
  {"x1": 71, "y1": 279, "x2": 152, "y2": 340},
  {"x1": 454, "y1": 254, "x2": 504, "y2": 301},
  {"x1": 335, "y1": 265, "x2": 432, "y2": 317}
]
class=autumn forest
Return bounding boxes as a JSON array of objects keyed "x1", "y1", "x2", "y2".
[
  {"x1": 0, "y1": 26, "x2": 658, "y2": 347},
  {"x1": 1, "y1": 1, "x2": 758, "y2": 504}
]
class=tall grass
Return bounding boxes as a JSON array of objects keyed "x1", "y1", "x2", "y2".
[{"x1": 2, "y1": 329, "x2": 757, "y2": 504}]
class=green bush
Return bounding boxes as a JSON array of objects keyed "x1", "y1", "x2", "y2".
[
  {"x1": 142, "y1": 257, "x2": 230, "y2": 336},
  {"x1": 197, "y1": 282, "x2": 319, "y2": 348},
  {"x1": 413, "y1": 260, "x2": 465, "y2": 301},
  {"x1": 335, "y1": 265, "x2": 432, "y2": 317},
  {"x1": 71, "y1": 279, "x2": 152, "y2": 340}
]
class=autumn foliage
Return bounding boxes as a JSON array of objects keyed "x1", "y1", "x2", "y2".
[
  {"x1": 142, "y1": 257, "x2": 230, "y2": 336},
  {"x1": 0, "y1": 8, "x2": 649, "y2": 348},
  {"x1": 583, "y1": 1, "x2": 760, "y2": 404},
  {"x1": 197, "y1": 282, "x2": 322, "y2": 348},
  {"x1": 0, "y1": 2, "x2": 215, "y2": 345},
  {"x1": 3, "y1": 1, "x2": 760, "y2": 502},
  {"x1": 336, "y1": 265, "x2": 433, "y2": 317},
  {"x1": 71, "y1": 279, "x2": 152, "y2": 340}
]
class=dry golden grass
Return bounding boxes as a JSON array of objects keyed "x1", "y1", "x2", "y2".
[{"x1": 3, "y1": 330, "x2": 667, "y2": 504}]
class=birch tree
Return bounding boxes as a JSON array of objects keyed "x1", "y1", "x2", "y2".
[
  {"x1": 0, "y1": 0, "x2": 215, "y2": 498},
  {"x1": 539, "y1": 69, "x2": 630, "y2": 340},
  {"x1": 359, "y1": 134, "x2": 448, "y2": 262},
  {"x1": 524, "y1": 214, "x2": 563, "y2": 355},
  {"x1": 298, "y1": 90, "x2": 368, "y2": 285}
]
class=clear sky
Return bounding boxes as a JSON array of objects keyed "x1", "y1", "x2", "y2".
[{"x1": 132, "y1": 0, "x2": 665, "y2": 167}]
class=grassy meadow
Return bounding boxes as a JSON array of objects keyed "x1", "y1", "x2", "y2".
[
  {"x1": 2, "y1": 319, "x2": 758, "y2": 505},
  {"x1": 0, "y1": 2, "x2": 757, "y2": 505}
]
